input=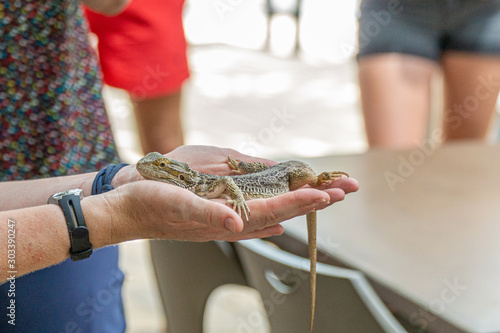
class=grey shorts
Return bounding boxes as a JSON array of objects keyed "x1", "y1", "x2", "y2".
[{"x1": 357, "y1": 0, "x2": 500, "y2": 61}]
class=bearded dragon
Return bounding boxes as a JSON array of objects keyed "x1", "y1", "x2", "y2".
[{"x1": 136, "y1": 152, "x2": 348, "y2": 332}]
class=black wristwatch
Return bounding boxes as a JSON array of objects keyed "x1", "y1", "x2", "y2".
[{"x1": 47, "y1": 189, "x2": 93, "y2": 261}]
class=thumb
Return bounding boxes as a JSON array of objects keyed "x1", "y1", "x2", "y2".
[{"x1": 188, "y1": 196, "x2": 245, "y2": 233}]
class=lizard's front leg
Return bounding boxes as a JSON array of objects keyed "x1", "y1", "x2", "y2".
[
  {"x1": 218, "y1": 176, "x2": 250, "y2": 221},
  {"x1": 198, "y1": 176, "x2": 250, "y2": 220}
]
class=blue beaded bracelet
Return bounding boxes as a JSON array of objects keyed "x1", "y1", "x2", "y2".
[{"x1": 92, "y1": 163, "x2": 129, "y2": 195}]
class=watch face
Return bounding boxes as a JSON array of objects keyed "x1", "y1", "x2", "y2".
[
  {"x1": 62, "y1": 189, "x2": 84, "y2": 199},
  {"x1": 47, "y1": 189, "x2": 84, "y2": 204}
]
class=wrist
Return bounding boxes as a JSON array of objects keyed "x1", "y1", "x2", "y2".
[
  {"x1": 81, "y1": 192, "x2": 132, "y2": 248},
  {"x1": 110, "y1": 164, "x2": 142, "y2": 188},
  {"x1": 48, "y1": 189, "x2": 93, "y2": 261}
]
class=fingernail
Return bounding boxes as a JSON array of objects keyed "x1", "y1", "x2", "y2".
[
  {"x1": 224, "y1": 218, "x2": 237, "y2": 233},
  {"x1": 316, "y1": 198, "x2": 328, "y2": 204}
]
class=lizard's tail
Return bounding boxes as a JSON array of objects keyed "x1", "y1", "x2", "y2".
[{"x1": 306, "y1": 211, "x2": 317, "y2": 332}]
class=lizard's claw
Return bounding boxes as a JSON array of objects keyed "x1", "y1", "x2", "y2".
[
  {"x1": 227, "y1": 156, "x2": 243, "y2": 175},
  {"x1": 226, "y1": 198, "x2": 250, "y2": 222},
  {"x1": 316, "y1": 171, "x2": 349, "y2": 184}
]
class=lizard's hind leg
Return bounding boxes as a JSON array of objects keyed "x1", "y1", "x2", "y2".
[{"x1": 228, "y1": 157, "x2": 270, "y2": 175}]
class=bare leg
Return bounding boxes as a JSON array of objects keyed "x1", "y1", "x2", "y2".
[
  {"x1": 441, "y1": 52, "x2": 500, "y2": 141},
  {"x1": 132, "y1": 90, "x2": 184, "y2": 154},
  {"x1": 358, "y1": 53, "x2": 438, "y2": 148}
]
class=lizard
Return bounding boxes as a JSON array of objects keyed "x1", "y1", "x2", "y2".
[{"x1": 136, "y1": 152, "x2": 349, "y2": 332}]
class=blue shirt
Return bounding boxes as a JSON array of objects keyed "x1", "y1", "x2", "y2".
[{"x1": 0, "y1": 247, "x2": 125, "y2": 332}]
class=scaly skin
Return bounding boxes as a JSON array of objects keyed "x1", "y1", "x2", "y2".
[{"x1": 136, "y1": 152, "x2": 349, "y2": 332}]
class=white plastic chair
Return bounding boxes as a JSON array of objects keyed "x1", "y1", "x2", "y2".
[{"x1": 235, "y1": 238, "x2": 407, "y2": 333}]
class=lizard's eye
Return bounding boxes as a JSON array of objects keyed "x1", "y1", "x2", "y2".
[
  {"x1": 159, "y1": 162, "x2": 167, "y2": 168},
  {"x1": 179, "y1": 175, "x2": 185, "y2": 180}
]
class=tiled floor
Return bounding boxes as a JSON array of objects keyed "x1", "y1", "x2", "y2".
[{"x1": 105, "y1": 43, "x2": 365, "y2": 333}]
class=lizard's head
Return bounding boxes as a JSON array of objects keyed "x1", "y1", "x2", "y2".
[{"x1": 136, "y1": 152, "x2": 198, "y2": 188}]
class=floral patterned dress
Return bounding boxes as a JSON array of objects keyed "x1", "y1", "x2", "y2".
[
  {"x1": 0, "y1": 1, "x2": 125, "y2": 332},
  {"x1": 0, "y1": 0, "x2": 119, "y2": 180}
]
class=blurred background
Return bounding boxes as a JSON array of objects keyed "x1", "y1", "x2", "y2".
[
  {"x1": 104, "y1": 0, "x2": 365, "y2": 164},
  {"x1": 99, "y1": 1, "x2": 499, "y2": 332},
  {"x1": 107, "y1": 1, "x2": 364, "y2": 332}
]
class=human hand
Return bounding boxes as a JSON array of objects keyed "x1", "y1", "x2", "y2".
[
  {"x1": 107, "y1": 176, "x2": 357, "y2": 242},
  {"x1": 166, "y1": 145, "x2": 277, "y2": 174},
  {"x1": 111, "y1": 145, "x2": 276, "y2": 188},
  {"x1": 166, "y1": 144, "x2": 359, "y2": 205},
  {"x1": 109, "y1": 145, "x2": 358, "y2": 242}
]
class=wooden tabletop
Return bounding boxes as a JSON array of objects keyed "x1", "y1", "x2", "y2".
[{"x1": 282, "y1": 142, "x2": 500, "y2": 333}]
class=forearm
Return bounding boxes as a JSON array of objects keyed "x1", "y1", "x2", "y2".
[
  {"x1": 0, "y1": 173, "x2": 97, "y2": 211},
  {"x1": 0, "y1": 204, "x2": 69, "y2": 282},
  {"x1": 0, "y1": 194, "x2": 128, "y2": 283},
  {"x1": 0, "y1": 165, "x2": 139, "y2": 211}
]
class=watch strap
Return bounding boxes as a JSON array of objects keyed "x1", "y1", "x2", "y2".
[{"x1": 56, "y1": 193, "x2": 93, "y2": 261}]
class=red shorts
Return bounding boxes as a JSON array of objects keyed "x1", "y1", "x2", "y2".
[{"x1": 85, "y1": 0, "x2": 189, "y2": 99}]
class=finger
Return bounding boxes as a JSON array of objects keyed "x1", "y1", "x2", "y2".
[
  {"x1": 189, "y1": 216, "x2": 284, "y2": 241},
  {"x1": 328, "y1": 177, "x2": 359, "y2": 193},
  {"x1": 245, "y1": 189, "x2": 331, "y2": 229},
  {"x1": 224, "y1": 225, "x2": 284, "y2": 242},
  {"x1": 186, "y1": 195, "x2": 245, "y2": 233},
  {"x1": 319, "y1": 188, "x2": 346, "y2": 209}
]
